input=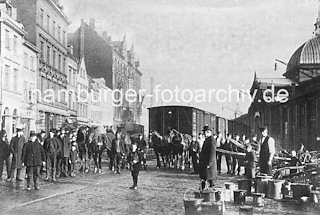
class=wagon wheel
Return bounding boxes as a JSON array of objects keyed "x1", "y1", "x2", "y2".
[{"x1": 310, "y1": 152, "x2": 320, "y2": 164}]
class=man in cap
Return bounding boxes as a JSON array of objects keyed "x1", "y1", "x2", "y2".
[
  {"x1": 199, "y1": 126, "x2": 217, "y2": 190},
  {"x1": 22, "y1": 131, "x2": 46, "y2": 190},
  {"x1": 7, "y1": 125, "x2": 26, "y2": 182},
  {"x1": 44, "y1": 129, "x2": 61, "y2": 181},
  {"x1": 259, "y1": 126, "x2": 275, "y2": 176}
]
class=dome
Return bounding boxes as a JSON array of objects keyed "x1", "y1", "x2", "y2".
[{"x1": 285, "y1": 36, "x2": 320, "y2": 79}]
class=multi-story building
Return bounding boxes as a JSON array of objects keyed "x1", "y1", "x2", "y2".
[
  {"x1": 69, "y1": 18, "x2": 143, "y2": 129},
  {"x1": 88, "y1": 77, "x2": 102, "y2": 126},
  {"x1": 67, "y1": 51, "x2": 78, "y2": 120},
  {"x1": 0, "y1": 0, "x2": 39, "y2": 139},
  {"x1": 21, "y1": 41, "x2": 39, "y2": 139},
  {"x1": 76, "y1": 56, "x2": 89, "y2": 126},
  {"x1": 93, "y1": 78, "x2": 113, "y2": 126},
  {"x1": 112, "y1": 37, "x2": 143, "y2": 128},
  {"x1": 12, "y1": 0, "x2": 71, "y2": 133}
]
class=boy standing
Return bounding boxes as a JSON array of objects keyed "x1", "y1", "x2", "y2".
[
  {"x1": 127, "y1": 142, "x2": 143, "y2": 190},
  {"x1": 244, "y1": 143, "x2": 256, "y2": 195}
]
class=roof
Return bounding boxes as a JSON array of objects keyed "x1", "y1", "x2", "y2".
[
  {"x1": 285, "y1": 36, "x2": 320, "y2": 77},
  {"x1": 255, "y1": 77, "x2": 295, "y2": 88}
]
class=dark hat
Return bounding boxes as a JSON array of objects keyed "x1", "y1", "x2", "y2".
[
  {"x1": 202, "y1": 125, "x2": 212, "y2": 132},
  {"x1": 40, "y1": 130, "x2": 46, "y2": 134},
  {"x1": 49, "y1": 128, "x2": 55, "y2": 133},
  {"x1": 30, "y1": 130, "x2": 37, "y2": 137},
  {"x1": 259, "y1": 126, "x2": 268, "y2": 132}
]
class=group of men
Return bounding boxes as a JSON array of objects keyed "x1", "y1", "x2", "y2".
[
  {"x1": 0, "y1": 125, "x2": 80, "y2": 190},
  {"x1": 189, "y1": 125, "x2": 275, "y2": 190},
  {"x1": 0, "y1": 125, "x2": 148, "y2": 191}
]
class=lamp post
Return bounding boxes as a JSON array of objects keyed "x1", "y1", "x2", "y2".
[{"x1": 0, "y1": 56, "x2": 3, "y2": 125}]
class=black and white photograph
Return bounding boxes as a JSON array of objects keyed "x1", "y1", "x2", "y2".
[{"x1": 1, "y1": 0, "x2": 320, "y2": 214}]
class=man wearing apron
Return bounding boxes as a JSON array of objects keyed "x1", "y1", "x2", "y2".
[{"x1": 259, "y1": 126, "x2": 275, "y2": 176}]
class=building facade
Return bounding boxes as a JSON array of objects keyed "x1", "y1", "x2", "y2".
[
  {"x1": 69, "y1": 18, "x2": 143, "y2": 129},
  {"x1": 237, "y1": 9, "x2": 320, "y2": 152},
  {"x1": 0, "y1": 0, "x2": 39, "y2": 139},
  {"x1": 76, "y1": 56, "x2": 89, "y2": 126},
  {"x1": 12, "y1": 0, "x2": 71, "y2": 133}
]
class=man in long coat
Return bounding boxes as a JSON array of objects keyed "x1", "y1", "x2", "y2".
[
  {"x1": 199, "y1": 126, "x2": 217, "y2": 190},
  {"x1": 22, "y1": 131, "x2": 46, "y2": 190},
  {"x1": 58, "y1": 128, "x2": 71, "y2": 177},
  {"x1": 8, "y1": 125, "x2": 26, "y2": 181}
]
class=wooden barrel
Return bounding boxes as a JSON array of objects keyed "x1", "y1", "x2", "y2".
[
  {"x1": 255, "y1": 175, "x2": 273, "y2": 195},
  {"x1": 201, "y1": 201, "x2": 225, "y2": 215},
  {"x1": 201, "y1": 189, "x2": 215, "y2": 202},
  {"x1": 239, "y1": 206, "x2": 253, "y2": 215},
  {"x1": 252, "y1": 192, "x2": 265, "y2": 207},
  {"x1": 267, "y1": 180, "x2": 285, "y2": 199},
  {"x1": 234, "y1": 189, "x2": 246, "y2": 204},
  {"x1": 183, "y1": 188, "x2": 203, "y2": 215},
  {"x1": 238, "y1": 179, "x2": 251, "y2": 195},
  {"x1": 281, "y1": 181, "x2": 292, "y2": 199},
  {"x1": 291, "y1": 183, "x2": 312, "y2": 200}
]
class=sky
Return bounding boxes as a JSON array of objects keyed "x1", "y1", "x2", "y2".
[{"x1": 60, "y1": 0, "x2": 319, "y2": 120}]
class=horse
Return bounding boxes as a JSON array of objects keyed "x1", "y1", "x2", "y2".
[
  {"x1": 86, "y1": 126, "x2": 106, "y2": 173},
  {"x1": 169, "y1": 129, "x2": 192, "y2": 170},
  {"x1": 150, "y1": 131, "x2": 172, "y2": 169},
  {"x1": 76, "y1": 126, "x2": 89, "y2": 172}
]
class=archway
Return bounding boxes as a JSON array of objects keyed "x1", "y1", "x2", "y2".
[{"x1": 1, "y1": 107, "x2": 9, "y2": 130}]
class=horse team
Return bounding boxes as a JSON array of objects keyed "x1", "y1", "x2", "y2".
[{"x1": 76, "y1": 126, "x2": 147, "y2": 174}]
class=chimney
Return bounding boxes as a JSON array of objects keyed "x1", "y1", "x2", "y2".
[
  {"x1": 89, "y1": 18, "x2": 95, "y2": 30},
  {"x1": 68, "y1": 45, "x2": 74, "y2": 55},
  {"x1": 102, "y1": 31, "x2": 108, "y2": 41},
  {"x1": 12, "y1": 7, "x2": 17, "y2": 20}
]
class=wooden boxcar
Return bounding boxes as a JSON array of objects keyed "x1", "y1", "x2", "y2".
[{"x1": 148, "y1": 105, "x2": 218, "y2": 137}]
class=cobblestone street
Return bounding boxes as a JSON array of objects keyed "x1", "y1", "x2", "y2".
[{"x1": 0, "y1": 158, "x2": 320, "y2": 215}]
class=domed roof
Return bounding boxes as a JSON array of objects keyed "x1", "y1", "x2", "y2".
[{"x1": 285, "y1": 36, "x2": 320, "y2": 78}]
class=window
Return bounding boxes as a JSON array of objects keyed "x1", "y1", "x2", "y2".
[
  {"x1": 24, "y1": 81, "x2": 28, "y2": 101},
  {"x1": 47, "y1": 14, "x2": 50, "y2": 31},
  {"x1": 63, "y1": 31, "x2": 66, "y2": 46},
  {"x1": 53, "y1": 50, "x2": 56, "y2": 68},
  {"x1": 29, "y1": 84, "x2": 34, "y2": 102},
  {"x1": 58, "y1": 54, "x2": 61, "y2": 71},
  {"x1": 40, "y1": 8, "x2": 44, "y2": 26},
  {"x1": 13, "y1": 35, "x2": 17, "y2": 53},
  {"x1": 58, "y1": 26, "x2": 61, "y2": 42},
  {"x1": 52, "y1": 21, "x2": 56, "y2": 37},
  {"x1": 40, "y1": 41, "x2": 44, "y2": 60},
  {"x1": 14, "y1": 69, "x2": 18, "y2": 91},
  {"x1": 4, "y1": 65, "x2": 9, "y2": 89},
  {"x1": 63, "y1": 58, "x2": 66, "y2": 72},
  {"x1": 30, "y1": 56, "x2": 35, "y2": 70},
  {"x1": 5, "y1": 30, "x2": 9, "y2": 49},
  {"x1": 47, "y1": 46, "x2": 50, "y2": 64},
  {"x1": 24, "y1": 53, "x2": 28, "y2": 67}
]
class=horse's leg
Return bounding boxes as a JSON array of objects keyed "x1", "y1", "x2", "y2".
[
  {"x1": 155, "y1": 150, "x2": 161, "y2": 168},
  {"x1": 98, "y1": 149, "x2": 103, "y2": 174},
  {"x1": 181, "y1": 151, "x2": 185, "y2": 171}
]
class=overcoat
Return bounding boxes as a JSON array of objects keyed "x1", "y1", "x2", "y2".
[
  {"x1": 59, "y1": 135, "x2": 71, "y2": 158},
  {"x1": 0, "y1": 138, "x2": 10, "y2": 158},
  {"x1": 22, "y1": 139, "x2": 46, "y2": 167},
  {"x1": 199, "y1": 135, "x2": 217, "y2": 180},
  {"x1": 10, "y1": 135, "x2": 26, "y2": 169}
]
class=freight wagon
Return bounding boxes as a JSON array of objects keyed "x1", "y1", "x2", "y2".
[{"x1": 148, "y1": 105, "x2": 230, "y2": 137}]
